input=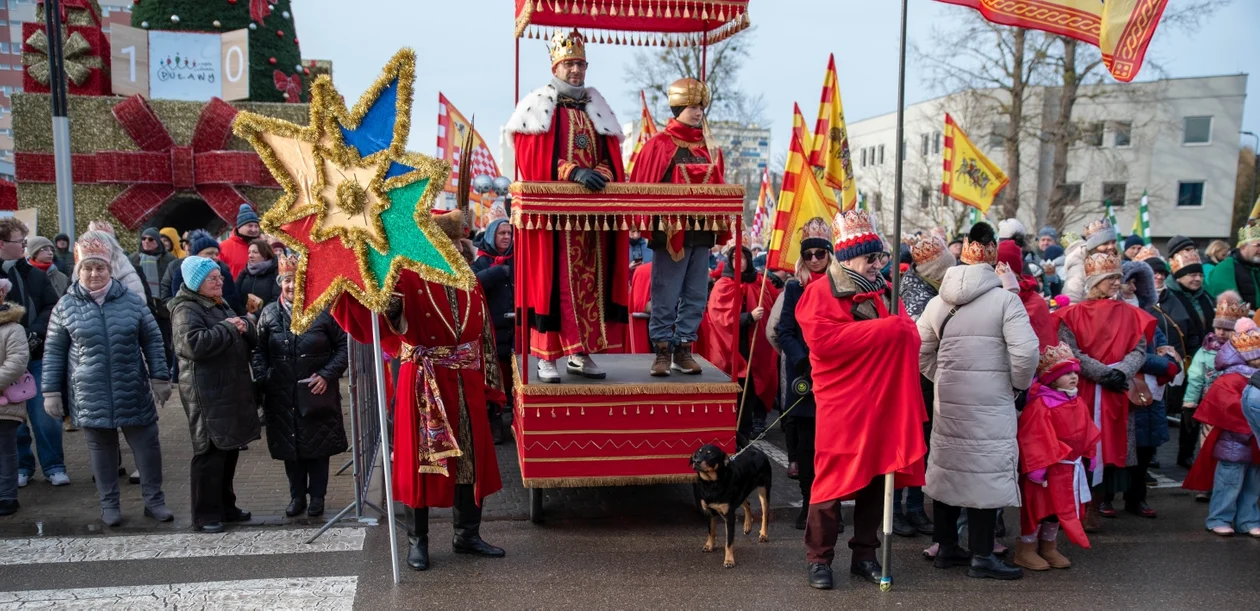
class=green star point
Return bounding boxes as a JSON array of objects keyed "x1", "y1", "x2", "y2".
[{"x1": 368, "y1": 178, "x2": 456, "y2": 289}]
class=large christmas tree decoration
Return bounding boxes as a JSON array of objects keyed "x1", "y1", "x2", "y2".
[
  {"x1": 21, "y1": 0, "x2": 111, "y2": 97},
  {"x1": 234, "y1": 49, "x2": 474, "y2": 333},
  {"x1": 130, "y1": 0, "x2": 307, "y2": 103}
]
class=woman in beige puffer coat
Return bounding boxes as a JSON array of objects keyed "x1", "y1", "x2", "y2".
[{"x1": 0, "y1": 277, "x2": 31, "y2": 516}]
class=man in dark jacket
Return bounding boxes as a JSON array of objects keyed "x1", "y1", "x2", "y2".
[
  {"x1": 52, "y1": 233, "x2": 74, "y2": 274},
  {"x1": 0, "y1": 218, "x2": 67, "y2": 487},
  {"x1": 1159, "y1": 247, "x2": 1215, "y2": 468},
  {"x1": 131, "y1": 228, "x2": 178, "y2": 367},
  {"x1": 471, "y1": 218, "x2": 513, "y2": 444}
]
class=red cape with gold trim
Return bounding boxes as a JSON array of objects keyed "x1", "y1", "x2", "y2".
[
  {"x1": 699, "y1": 273, "x2": 780, "y2": 411},
  {"x1": 1183, "y1": 373, "x2": 1260, "y2": 491}
]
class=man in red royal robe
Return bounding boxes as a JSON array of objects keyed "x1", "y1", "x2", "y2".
[
  {"x1": 333, "y1": 264, "x2": 506, "y2": 572},
  {"x1": 507, "y1": 29, "x2": 628, "y2": 384},
  {"x1": 794, "y1": 210, "x2": 927, "y2": 590},
  {"x1": 629, "y1": 77, "x2": 726, "y2": 377}
]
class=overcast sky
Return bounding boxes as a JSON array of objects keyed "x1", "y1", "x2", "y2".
[{"x1": 295, "y1": 0, "x2": 1259, "y2": 168}]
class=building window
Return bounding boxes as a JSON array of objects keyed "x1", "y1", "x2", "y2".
[
  {"x1": 860, "y1": 148, "x2": 867, "y2": 167},
  {"x1": 1080, "y1": 121, "x2": 1104, "y2": 147},
  {"x1": 12, "y1": 44, "x2": 20, "y2": 54},
  {"x1": 921, "y1": 133, "x2": 929, "y2": 156},
  {"x1": 1060, "y1": 183, "x2": 1082, "y2": 208},
  {"x1": 989, "y1": 122, "x2": 1008, "y2": 149},
  {"x1": 878, "y1": 144, "x2": 885, "y2": 165},
  {"x1": 933, "y1": 132, "x2": 942, "y2": 154},
  {"x1": 1183, "y1": 116, "x2": 1212, "y2": 145},
  {"x1": 920, "y1": 185, "x2": 932, "y2": 208},
  {"x1": 0, "y1": 65, "x2": 9, "y2": 71},
  {"x1": 0, "y1": 44, "x2": 8, "y2": 54},
  {"x1": 1102, "y1": 182, "x2": 1127, "y2": 207},
  {"x1": 1113, "y1": 121, "x2": 1132, "y2": 147},
  {"x1": 1177, "y1": 181, "x2": 1205, "y2": 207}
]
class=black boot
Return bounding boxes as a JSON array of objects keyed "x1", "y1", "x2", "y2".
[
  {"x1": 406, "y1": 506, "x2": 430, "y2": 571},
  {"x1": 452, "y1": 484, "x2": 505, "y2": 557},
  {"x1": 933, "y1": 542, "x2": 972, "y2": 569},
  {"x1": 286, "y1": 497, "x2": 307, "y2": 517},
  {"x1": 807, "y1": 563, "x2": 833, "y2": 590},
  {"x1": 307, "y1": 497, "x2": 325, "y2": 517},
  {"x1": 968, "y1": 554, "x2": 1023, "y2": 580}
]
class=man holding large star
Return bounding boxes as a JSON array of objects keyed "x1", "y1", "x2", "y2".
[{"x1": 507, "y1": 29, "x2": 630, "y2": 384}]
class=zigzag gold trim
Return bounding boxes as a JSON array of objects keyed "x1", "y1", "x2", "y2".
[
  {"x1": 515, "y1": 381, "x2": 740, "y2": 396},
  {"x1": 519, "y1": 400, "x2": 736, "y2": 408},
  {"x1": 511, "y1": 181, "x2": 744, "y2": 197},
  {"x1": 521, "y1": 474, "x2": 697, "y2": 488},
  {"x1": 524, "y1": 453, "x2": 692, "y2": 463},
  {"x1": 521, "y1": 427, "x2": 734, "y2": 435}
]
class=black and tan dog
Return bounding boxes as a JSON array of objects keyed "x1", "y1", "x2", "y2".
[{"x1": 690, "y1": 444, "x2": 772, "y2": 568}]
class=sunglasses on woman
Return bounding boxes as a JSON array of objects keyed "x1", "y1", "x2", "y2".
[
  {"x1": 801, "y1": 249, "x2": 829, "y2": 261},
  {"x1": 865, "y1": 251, "x2": 890, "y2": 265}
]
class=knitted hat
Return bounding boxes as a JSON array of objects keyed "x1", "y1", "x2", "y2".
[
  {"x1": 1037, "y1": 342, "x2": 1082, "y2": 386},
  {"x1": 1123, "y1": 234, "x2": 1145, "y2": 253},
  {"x1": 799, "y1": 217, "x2": 832, "y2": 254},
  {"x1": 1143, "y1": 256, "x2": 1169, "y2": 277},
  {"x1": 87, "y1": 220, "x2": 116, "y2": 236},
  {"x1": 905, "y1": 233, "x2": 953, "y2": 284},
  {"x1": 1085, "y1": 252, "x2": 1122, "y2": 291},
  {"x1": 832, "y1": 210, "x2": 883, "y2": 261},
  {"x1": 1042, "y1": 243, "x2": 1065, "y2": 262},
  {"x1": 186, "y1": 230, "x2": 219, "y2": 257},
  {"x1": 1038, "y1": 226, "x2": 1058, "y2": 241},
  {"x1": 1215, "y1": 301, "x2": 1251, "y2": 331},
  {"x1": 998, "y1": 218, "x2": 1027, "y2": 240},
  {"x1": 278, "y1": 254, "x2": 299, "y2": 278},
  {"x1": 182, "y1": 256, "x2": 219, "y2": 291},
  {"x1": 1169, "y1": 249, "x2": 1203, "y2": 279},
  {"x1": 1230, "y1": 318, "x2": 1260, "y2": 361},
  {"x1": 997, "y1": 239, "x2": 1024, "y2": 274},
  {"x1": 25, "y1": 236, "x2": 53, "y2": 259},
  {"x1": 1237, "y1": 221, "x2": 1260, "y2": 248},
  {"x1": 1165, "y1": 235, "x2": 1196, "y2": 257},
  {"x1": 74, "y1": 234, "x2": 113, "y2": 269},
  {"x1": 1083, "y1": 218, "x2": 1117, "y2": 252},
  {"x1": 960, "y1": 222, "x2": 998, "y2": 266},
  {"x1": 236, "y1": 204, "x2": 260, "y2": 229}
]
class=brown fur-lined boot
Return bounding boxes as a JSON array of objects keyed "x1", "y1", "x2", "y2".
[
  {"x1": 651, "y1": 342, "x2": 672, "y2": 377},
  {"x1": 1038, "y1": 539, "x2": 1071, "y2": 569},
  {"x1": 672, "y1": 343, "x2": 703, "y2": 375},
  {"x1": 1013, "y1": 540, "x2": 1049, "y2": 571},
  {"x1": 1083, "y1": 502, "x2": 1101, "y2": 533}
]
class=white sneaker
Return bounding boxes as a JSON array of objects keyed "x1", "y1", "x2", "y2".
[
  {"x1": 16, "y1": 473, "x2": 28, "y2": 488},
  {"x1": 49, "y1": 472, "x2": 70, "y2": 486},
  {"x1": 566, "y1": 354, "x2": 606, "y2": 379},
  {"x1": 538, "y1": 359, "x2": 561, "y2": 384}
]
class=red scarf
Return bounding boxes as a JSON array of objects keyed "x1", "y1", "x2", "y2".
[
  {"x1": 28, "y1": 259, "x2": 52, "y2": 272},
  {"x1": 477, "y1": 250, "x2": 512, "y2": 267}
]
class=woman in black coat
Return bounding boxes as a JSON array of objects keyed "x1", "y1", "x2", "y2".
[
  {"x1": 251, "y1": 255, "x2": 349, "y2": 518},
  {"x1": 169, "y1": 256, "x2": 260, "y2": 533},
  {"x1": 235, "y1": 239, "x2": 280, "y2": 319},
  {"x1": 470, "y1": 218, "x2": 513, "y2": 444}
]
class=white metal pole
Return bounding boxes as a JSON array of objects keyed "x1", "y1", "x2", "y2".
[{"x1": 371, "y1": 316, "x2": 400, "y2": 584}]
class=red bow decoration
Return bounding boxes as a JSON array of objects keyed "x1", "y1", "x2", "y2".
[
  {"x1": 48, "y1": 0, "x2": 102, "y2": 26},
  {"x1": 14, "y1": 95, "x2": 278, "y2": 229},
  {"x1": 274, "y1": 70, "x2": 302, "y2": 102},
  {"x1": 250, "y1": 0, "x2": 273, "y2": 22}
]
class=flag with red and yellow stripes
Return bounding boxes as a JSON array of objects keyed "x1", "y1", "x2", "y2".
[
  {"x1": 792, "y1": 102, "x2": 813, "y2": 162},
  {"x1": 625, "y1": 91, "x2": 658, "y2": 178},
  {"x1": 766, "y1": 129, "x2": 840, "y2": 273},
  {"x1": 942, "y1": 113, "x2": 1008, "y2": 213},
  {"x1": 807, "y1": 54, "x2": 858, "y2": 211},
  {"x1": 936, "y1": 0, "x2": 1168, "y2": 82},
  {"x1": 436, "y1": 93, "x2": 500, "y2": 228}
]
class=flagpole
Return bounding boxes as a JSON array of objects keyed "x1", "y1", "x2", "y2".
[{"x1": 881, "y1": 0, "x2": 910, "y2": 593}]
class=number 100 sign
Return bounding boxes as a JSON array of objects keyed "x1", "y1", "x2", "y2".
[{"x1": 110, "y1": 24, "x2": 249, "y2": 102}]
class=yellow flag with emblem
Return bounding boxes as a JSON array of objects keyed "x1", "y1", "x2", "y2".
[{"x1": 941, "y1": 113, "x2": 1009, "y2": 213}]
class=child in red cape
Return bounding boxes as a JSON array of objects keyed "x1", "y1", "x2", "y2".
[{"x1": 1015, "y1": 342, "x2": 1101, "y2": 572}]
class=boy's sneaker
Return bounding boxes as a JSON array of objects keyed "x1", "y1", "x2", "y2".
[
  {"x1": 49, "y1": 472, "x2": 70, "y2": 486},
  {"x1": 16, "y1": 473, "x2": 28, "y2": 488}
]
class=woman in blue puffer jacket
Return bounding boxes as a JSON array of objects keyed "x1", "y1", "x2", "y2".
[{"x1": 41, "y1": 234, "x2": 172, "y2": 527}]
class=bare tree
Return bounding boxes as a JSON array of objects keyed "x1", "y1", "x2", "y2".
[
  {"x1": 1234, "y1": 146, "x2": 1258, "y2": 237},
  {"x1": 622, "y1": 28, "x2": 766, "y2": 125}
]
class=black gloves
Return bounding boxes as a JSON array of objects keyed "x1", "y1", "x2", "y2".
[
  {"x1": 1013, "y1": 388, "x2": 1028, "y2": 412},
  {"x1": 570, "y1": 167, "x2": 608, "y2": 191},
  {"x1": 1100, "y1": 369, "x2": 1129, "y2": 393}
]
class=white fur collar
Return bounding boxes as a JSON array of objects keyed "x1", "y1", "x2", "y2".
[{"x1": 505, "y1": 84, "x2": 623, "y2": 140}]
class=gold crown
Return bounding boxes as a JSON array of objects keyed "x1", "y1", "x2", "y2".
[
  {"x1": 1037, "y1": 341, "x2": 1079, "y2": 378},
  {"x1": 549, "y1": 29, "x2": 587, "y2": 67},
  {"x1": 74, "y1": 235, "x2": 113, "y2": 264},
  {"x1": 1085, "y1": 252, "x2": 1122, "y2": 278},
  {"x1": 960, "y1": 238, "x2": 998, "y2": 266},
  {"x1": 1239, "y1": 219, "x2": 1260, "y2": 247},
  {"x1": 832, "y1": 210, "x2": 877, "y2": 245},
  {"x1": 800, "y1": 217, "x2": 830, "y2": 241},
  {"x1": 1169, "y1": 249, "x2": 1202, "y2": 275},
  {"x1": 1133, "y1": 245, "x2": 1162, "y2": 262},
  {"x1": 1084, "y1": 218, "x2": 1113, "y2": 240},
  {"x1": 905, "y1": 234, "x2": 948, "y2": 265},
  {"x1": 667, "y1": 78, "x2": 711, "y2": 108},
  {"x1": 1216, "y1": 300, "x2": 1251, "y2": 323},
  {"x1": 1230, "y1": 328, "x2": 1260, "y2": 355},
  {"x1": 1060, "y1": 231, "x2": 1080, "y2": 248},
  {"x1": 278, "y1": 254, "x2": 299, "y2": 277}
]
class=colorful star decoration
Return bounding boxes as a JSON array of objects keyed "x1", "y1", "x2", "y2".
[{"x1": 233, "y1": 48, "x2": 475, "y2": 333}]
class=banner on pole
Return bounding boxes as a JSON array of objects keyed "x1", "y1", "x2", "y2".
[
  {"x1": 942, "y1": 113, "x2": 1008, "y2": 214},
  {"x1": 767, "y1": 130, "x2": 839, "y2": 273}
]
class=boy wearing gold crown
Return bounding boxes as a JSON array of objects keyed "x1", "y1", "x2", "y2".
[
  {"x1": 1014, "y1": 342, "x2": 1101, "y2": 571},
  {"x1": 629, "y1": 77, "x2": 725, "y2": 376},
  {"x1": 506, "y1": 30, "x2": 628, "y2": 383},
  {"x1": 1208, "y1": 221, "x2": 1260, "y2": 307},
  {"x1": 1183, "y1": 319, "x2": 1260, "y2": 537}
]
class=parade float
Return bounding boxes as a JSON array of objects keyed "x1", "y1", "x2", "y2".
[{"x1": 509, "y1": 0, "x2": 751, "y2": 521}]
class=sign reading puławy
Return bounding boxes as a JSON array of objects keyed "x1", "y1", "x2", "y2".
[{"x1": 110, "y1": 25, "x2": 249, "y2": 101}]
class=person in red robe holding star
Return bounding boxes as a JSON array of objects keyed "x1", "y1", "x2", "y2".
[
  {"x1": 795, "y1": 210, "x2": 927, "y2": 590},
  {"x1": 628, "y1": 78, "x2": 725, "y2": 377},
  {"x1": 506, "y1": 29, "x2": 629, "y2": 384},
  {"x1": 1015, "y1": 342, "x2": 1101, "y2": 572}
]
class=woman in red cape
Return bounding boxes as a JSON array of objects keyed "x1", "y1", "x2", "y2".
[
  {"x1": 333, "y1": 268, "x2": 507, "y2": 570},
  {"x1": 795, "y1": 210, "x2": 926, "y2": 590},
  {"x1": 699, "y1": 246, "x2": 779, "y2": 433},
  {"x1": 1052, "y1": 253, "x2": 1153, "y2": 528}
]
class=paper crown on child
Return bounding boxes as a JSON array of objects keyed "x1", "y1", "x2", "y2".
[
  {"x1": 1083, "y1": 217, "x2": 1117, "y2": 251},
  {"x1": 960, "y1": 239, "x2": 998, "y2": 266},
  {"x1": 1230, "y1": 318, "x2": 1260, "y2": 361},
  {"x1": 832, "y1": 210, "x2": 883, "y2": 261},
  {"x1": 1037, "y1": 341, "x2": 1081, "y2": 384},
  {"x1": 1084, "y1": 252, "x2": 1122, "y2": 281},
  {"x1": 1169, "y1": 249, "x2": 1203, "y2": 279},
  {"x1": 1215, "y1": 301, "x2": 1251, "y2": 330},
  {"x1": 904, "y1": 233, "x2": 948, "y2": 266},
  {"x1": 549, "y1": 29, "x2": 587, "y2": 67},
  {"x1": 74, "y1": 234, "x2": 113, "y2": 267},
  {"x1": 278, "y1": 254, "x2": 299, "y2": 277},
  {"x1": 1133, "y1": 245, "x2": 1162, "y2": 262}
]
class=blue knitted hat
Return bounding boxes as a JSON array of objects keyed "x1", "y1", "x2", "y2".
[
  {"x1": 182, "y1": 256, "x2": 219, "y2": 292},
  {"x1": 236, "y1": 204, "x2": 260, "y2": 229},
  {"x1": 186, "y1": 229, "x2": 219, "y2": 257}
]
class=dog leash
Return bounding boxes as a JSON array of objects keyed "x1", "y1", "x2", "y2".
[{"x1": 729, "y1": 376, "x2": 810, "y2": 461}]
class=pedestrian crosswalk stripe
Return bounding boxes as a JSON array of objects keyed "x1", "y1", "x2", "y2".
[
  {"x1": 0, "y1": 527, "x2": 366, "y2": 566},
  {"x1": 0, "y1": 576, "x2": 357, "y2": 610}
]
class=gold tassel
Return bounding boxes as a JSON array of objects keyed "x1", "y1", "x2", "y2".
[
  {"x1": 623, "y1": 407, "x2": 627, "y2": 415},
  {"x1": 546, "y1": 215, "x2": 554, "y2": 230},
  {"x1": 665, "y1": 2, "x2": 672, "y2": 18},
  {"x1": 525, "y1": 215, "x2": 534, "y2": 230},
  {"x1": 675, "y1": 216, "x2": 684, "y2": 231},
  {"x1": 610, "y1": 0, "x2": 617, "y2": 16},
  {"x1": 683, "y1": 2, "x2": 690, "y2": 19},
  {"x1": 564, "y1": 215, "x2": 573, "y2": 231},
  {"x1": 583, "y1": 216, "x2": 592, "y2": 231},
  {"x1": 701, "y1": 7, "x2": 708, "y2": 20},
  {"x1": 602, "y1": 216, "x2": 611, "y2": 231},
  {"x1": 718, "y1": 7, "x2": 726, "y2": 22},
  {"x1": 620, "y1": 216, "x2": 629, "y2": 231},
  {"x1": 627, "y1": 1, "x2": 635, "y2": 17}
]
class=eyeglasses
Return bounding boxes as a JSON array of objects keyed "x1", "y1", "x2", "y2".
[
  {"x1": 864, "y1": 251, "x2": 890, "y2": 265},
  {"x1": 560, "y1": 60, "x2": 588, "y2": 69},
  {"x1": 205, "y1": 275, "x2": 224, "y2": 284},
  {"x1": 3, "y1": 238, "x2": 26, "y2": 246},
  {"x1": 801, "y1": 249, "x2": 829, "y2": 262},
  {"x1": 141, "y1": 236, "x2": 157, "y2": 242}
]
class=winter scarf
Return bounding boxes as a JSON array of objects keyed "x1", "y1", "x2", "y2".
[
  {"x1": 246, "y1": 258, "x2": 275, "y2": 276},
  {"x1": 88, "y1": 279, "x2": 114, "y2": 305}
]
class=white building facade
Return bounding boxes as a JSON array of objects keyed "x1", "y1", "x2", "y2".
[{"x1": 846, "y1": 74, "x2": 1247, "y2": 242}]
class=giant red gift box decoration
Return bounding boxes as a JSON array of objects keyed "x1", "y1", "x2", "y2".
[{"x1": 21, "y1": 0, "x2": 111, "y2": 97}]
